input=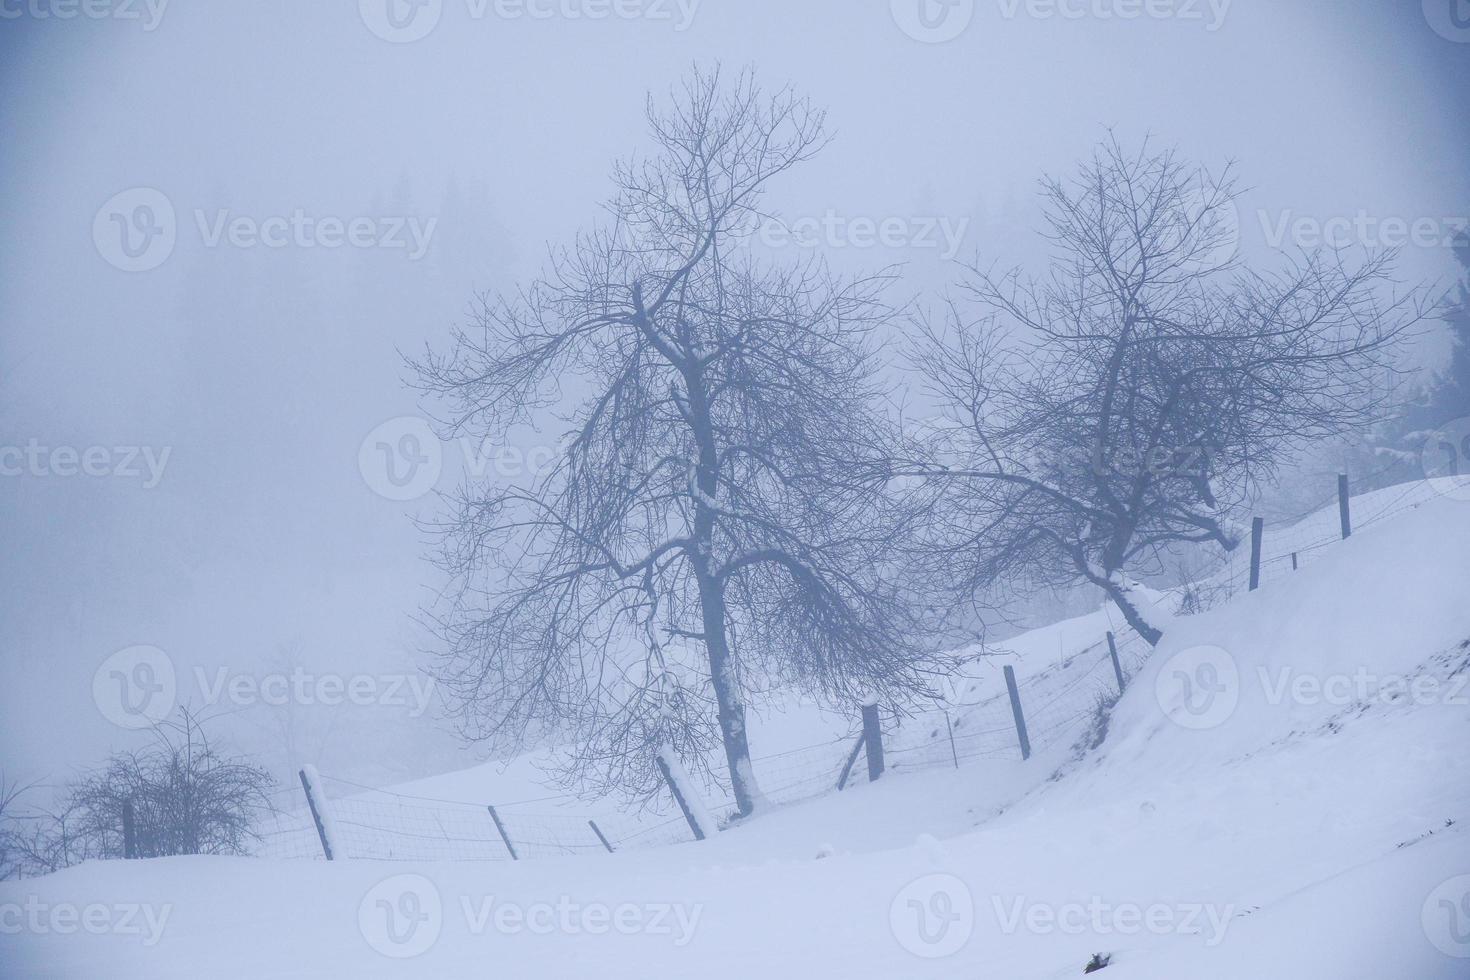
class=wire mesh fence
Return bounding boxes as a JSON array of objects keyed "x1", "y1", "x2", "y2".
[
  {"x1": 1213, "y1": 476, "x2": 1461, "y2": 599},
  {"x1": 252, "y1": 631, "x2": 1149, "y2": 864},
  {"x1": 249, "y1": 477, "x2": 1464, "y2": 865}
]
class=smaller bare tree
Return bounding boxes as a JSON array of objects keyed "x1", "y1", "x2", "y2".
[
  {"x1": 910, "y1": 137, "x2": 1422, "y2": 643},
  {"x1": 0, "y1": 774, "x2": 40, "y2": 880},
  {"x1": 10, "y1": 711, "x2": 276, "y2": 873}
]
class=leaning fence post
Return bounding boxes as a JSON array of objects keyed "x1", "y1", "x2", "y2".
[
  {"x1": 835, "y1": 732, "x2": 865, "y2": 791},
  {"x1": 121, "y1": 799, "x2": 137, "y2": 859},
  {"x1": 1248, "y1": 517, "x2": 1264, "y2": 591},
  {"x1": 1002, "y1": 665, "x2": 1031, "y2": 761},
  {"x1": 1105, "y1": 631, "x2": 1126, "y2": 694},
  {"x1": 487, "y1": 806, "x2": 519, "y2": 860},
  {"x1": 944, "y1": 711, "x2": 959, "y2": 769},
  {"x1": 1338, "y1": 474, "x2": 1352, "y2": 539},
  {"x1": 655, "y1": 749, "x2": 711, "y2": 842},
  {"x1": 861, "y1": 702, "x2": 885, "y2": 782},
  {"x1": 298, "y1": 765, "x2": 338, "y2": 861},
  {"x1": 588, "y1": 819, "x2": 615, "y2": 854}
]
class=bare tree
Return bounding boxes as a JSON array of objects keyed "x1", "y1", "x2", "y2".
[
  {"x1": 412, "y1": 68, "x2": 945, "y2": 816},
  {"x1": 0, "y1": 774, "x2": 40, "y2": 880},
  {"x1": 31, "y1": 710, "x2": 275, "y2": 866},
  {"x1": 910, "y1": 137, "x2": 1421, "y2": 644}
]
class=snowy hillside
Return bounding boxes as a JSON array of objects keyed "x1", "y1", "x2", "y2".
[{"x1": 5, "y1": 481, "x2": 1469, "y2": 979}]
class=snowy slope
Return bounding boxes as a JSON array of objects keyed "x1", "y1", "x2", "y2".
[{"x1": 5, "y1": 482, "x2": 1469, "y2": 978}]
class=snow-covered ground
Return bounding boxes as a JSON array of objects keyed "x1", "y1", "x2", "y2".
[{"x1": 6, "y1": 481, "x2": 1469, "y2": 978}]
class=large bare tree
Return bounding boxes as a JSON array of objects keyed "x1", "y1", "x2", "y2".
[
  {"x1": 412, "y1": 69, "x2": 942, "y2": 816},
  {"x1": 910, "y1": 137, "x2": 1422, "y2": 644}
]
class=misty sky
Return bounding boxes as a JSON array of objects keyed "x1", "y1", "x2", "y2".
[{"x1": 2, "y1": 0, "x2": 1466, "y2": 789}]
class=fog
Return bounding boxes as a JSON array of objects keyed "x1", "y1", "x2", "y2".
[{"x1": 2, "y1": 0, "x2": 1466, "y2": 790}]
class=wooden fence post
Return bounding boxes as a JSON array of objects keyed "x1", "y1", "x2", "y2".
[
  {"x1": 944, "y1": 711, "x2": 960, "y2": 769},
  {"x1": 1338, "y1": 474, "x2": 1352, "y2": 539},
  {"x1": 121, "y1": 799, "x2": 137, "y2": 859},
  {"x1": 487, "y1": 806, "x2": 519, "y2": 860},
  {"x1": 1003, "y1": 665, "x2": 1031, "y2": 761},
  {"x1": 1248, "y1": 517, "x2": 1264, "y2": 591},
  {"x1": 861, "y1": 703, "x2": 885, "y2": 781},
  {"x1": 588, "y1": 819, "x2": 615, "y2": 854},
  {"x1": 1105, "y1": 631, "x2": 1126, "y2": 694},
  {"x1": 655, "y1": 752, "x2": 708, "y2": 842},
  {"x1": 835, "y1": 733, "x2": 865, "y2": 791},
  {"x1": 298, "y1": 766, "x2": 337, "y2": 861}
]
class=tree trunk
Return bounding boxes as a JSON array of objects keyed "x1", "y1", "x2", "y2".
[
  {"x1": 696, "y1": 570, "x2": 765, "y2": 817},
  {"x1": 1099, "y1": 576, "x2": 1163, "y2": 647},
  {"x1": 682, "y1": 363, "x2": 766, "y2": 817}
]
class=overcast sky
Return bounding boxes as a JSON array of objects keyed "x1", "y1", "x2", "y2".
[{"x1": 2, "y1": 0, "x2": 1466, "y2": 789}]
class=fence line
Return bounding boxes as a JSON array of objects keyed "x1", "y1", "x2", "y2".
[{"x1": 251, "y1": 476, "x2": 1461, "y2": 865}]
